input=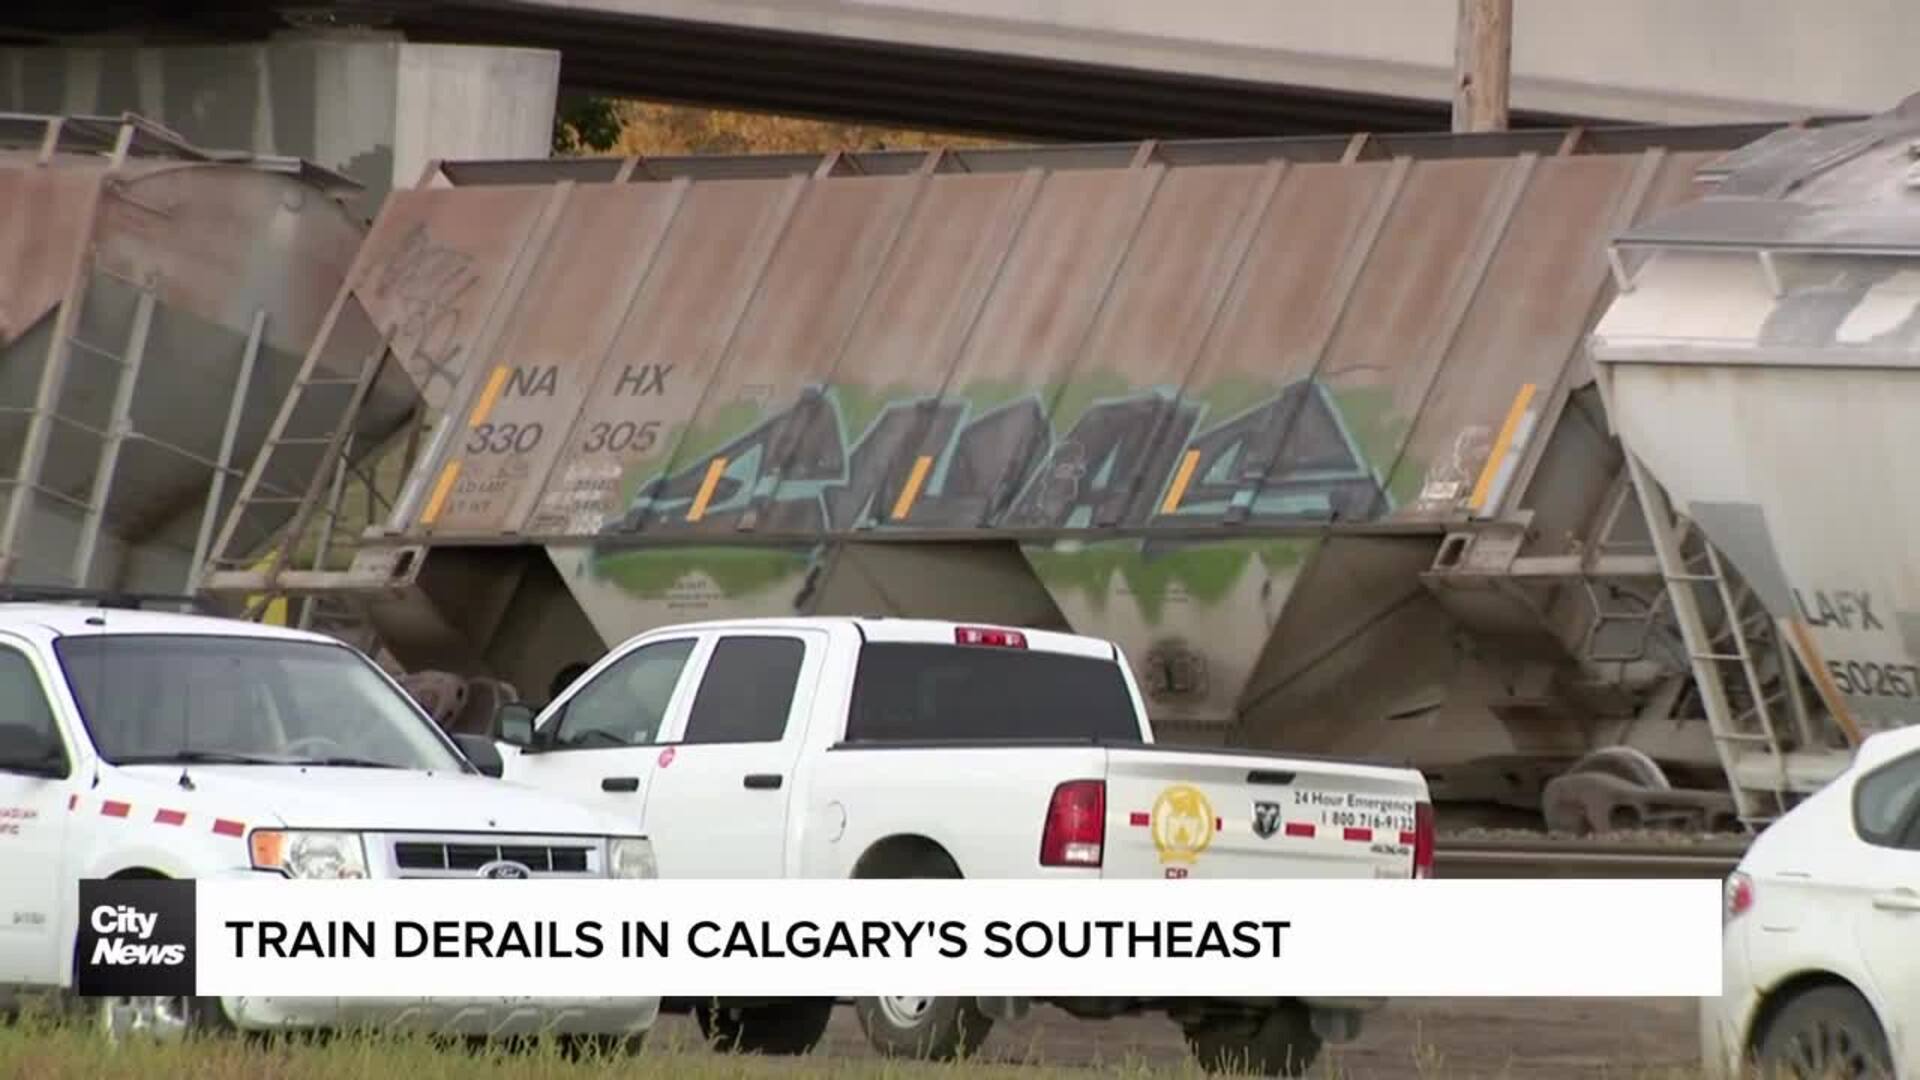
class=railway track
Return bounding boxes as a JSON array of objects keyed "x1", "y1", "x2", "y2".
[{"x1": 1435, "y1": 835, "x2": 1749, "y2": 878}]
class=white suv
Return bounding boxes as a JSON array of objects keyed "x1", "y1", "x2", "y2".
[
  {"x1": 1702, "y1": 724, "x2": 1919, "y2": 1078},
  {"x1": 0, "y1": 602, "x2": 661, "y2": 1045}
]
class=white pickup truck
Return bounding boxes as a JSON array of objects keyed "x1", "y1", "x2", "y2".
[
  {"x1": 489, "y1": 615, "x2": 1433, "y2": 1076},
  {"x1": 0, "y1": 600, "x2": 661, "y2": 1047}
]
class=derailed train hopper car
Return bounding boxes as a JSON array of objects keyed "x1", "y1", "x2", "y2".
[
  {"x1": 0, "y1": 113, "x2": 419, "y2": 598},
  {"x1": 1590, "y1": 92, "x2": 1920, "y2": 829},
  {"x1": 209, "y1": 118, "x2": 1847, "y2": 832}
]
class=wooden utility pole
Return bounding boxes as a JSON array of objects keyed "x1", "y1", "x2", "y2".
[{"x1": 1453, "y1": 0, "x2": 1513, "y2": 132}]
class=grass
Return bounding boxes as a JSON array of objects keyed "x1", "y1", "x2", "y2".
[{"x1": 0, "y1": 1006, "x2": 1737, "y2": 1080}]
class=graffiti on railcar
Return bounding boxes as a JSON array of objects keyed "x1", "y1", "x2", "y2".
[
  {"x1": 365, "y1": 223, "x2": 482, "y2": 406},
  {"x1": 593, "y1": 374, "x2": 1395, "y2": 537}
]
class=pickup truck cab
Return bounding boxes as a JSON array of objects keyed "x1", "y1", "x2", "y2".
[
  {"x1": 0, "y1": 602, "x2": 662, "y2": 1046},
  {"x1": 492, "y1": 615, "x2": 1433, "y2": 1076}
]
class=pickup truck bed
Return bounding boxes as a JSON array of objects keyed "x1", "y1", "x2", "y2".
[{"x1": 825, "y1": 737, "x2": 1431, "y2": 880}]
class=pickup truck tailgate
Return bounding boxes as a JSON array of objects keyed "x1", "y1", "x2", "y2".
[{"x1": 1103, "y1": 748, "x2": 1428, "y2": 880}]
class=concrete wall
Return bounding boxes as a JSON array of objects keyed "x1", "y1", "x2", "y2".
[
  {"x1": 546, "y1": 0, "x2": 1918, "y2": 123},
  {"x1": 0, "y1": 31, "x2": 558, "y2": 218}
]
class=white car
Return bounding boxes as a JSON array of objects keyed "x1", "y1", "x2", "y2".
[
  {"x1": 1702, "y1": 724, "x2": 1919, "y2": 1079},
  {"x1": 0, "y1": 601, "x2": 661, "y2": 1046}
]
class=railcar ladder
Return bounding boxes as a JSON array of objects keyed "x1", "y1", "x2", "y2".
[
  {"x1": 199, "y1": 335, "x2": 390, "y2": 620},
  {"x1": 1624, "y1": 452, "x2": 1791, "y2": 829}
]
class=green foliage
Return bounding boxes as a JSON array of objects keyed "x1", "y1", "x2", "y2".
[{"x1": 553, "y1": 97, "x2": 624, "y2": 156}]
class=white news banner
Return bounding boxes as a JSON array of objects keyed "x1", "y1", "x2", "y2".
[{"x1": 193, "y1": 878, "x2": 1722, "y2": 999}]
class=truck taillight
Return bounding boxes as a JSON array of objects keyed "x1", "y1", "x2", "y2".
[
  {"x1": 956, "y1": 626, "x2": 1026, "y2": 648},
  {"x1": 1040, "y1": 779, "x2": 1105, "y2": 868},
  {"x1": 1725, "y1": 871, "x2": 1754, "y2": 923},
  {"x1": 1412, "y1": 801, "x2": 1435, "y2": 879}
]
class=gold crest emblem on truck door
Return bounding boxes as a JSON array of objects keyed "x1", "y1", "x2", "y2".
[{"x1": 1150, "y1": 785, "x2": 1215, "y2": 865}]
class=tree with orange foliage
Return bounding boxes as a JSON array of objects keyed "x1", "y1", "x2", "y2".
[{"x1": 555, "y1": 98, "x2": 1004, "y2": 157}]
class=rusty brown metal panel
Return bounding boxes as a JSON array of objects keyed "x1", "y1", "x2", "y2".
[
  {"x1": 1131, "y1": 160, "x2": 1400, "y2": 530},
  {"x1": 878, "y1": 167, "x2": 1163, "y2": 528},
  {"x1": 749, "y1": 172, "x2": 1027, "y2": 533},
  {"x1": 627, "y1": 176, "x2": 917, "y2": 537},
  {"x1": 93, "y1": 165, "x2": 364, "y2": 362},
  {"x1": 522, "y1": 179, "x2": 806, "y2": 537},
  {"x1": 1386, "y1": 155, "x2": 1646, "y2": 523},
  {"x1": 349, "y1": 186, "x2": 555, "y2": 413},
  {"x1": 0, "y1": 165, "x2": 96, "y2": 347},
  {"x1": 998, "y1": 164, "x2": 1272, "y2": 529},
  {"x1": 1286, "y1": 158, "x2": 1523, "y2": 524},
  {"x1": 410, "y1": 183, "x2": 687, "y2": 535}
]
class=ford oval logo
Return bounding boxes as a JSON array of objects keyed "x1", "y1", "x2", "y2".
[{"x1": 477, "y1": 860, "x2": 532, "y2": 880}]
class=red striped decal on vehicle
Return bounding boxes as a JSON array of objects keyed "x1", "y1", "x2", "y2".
[
  {"x1": 100, "y1": 800, "x2": 130, "y2": 818},
  {"x1": 1128, "y1": 812, "x2": 1150, "y2": 827},
  {"x1": 154, "y1": 809, "x2": 187, "y2": 826},
  {"x1": 1284, "y1": 822, "x2": 1315, "y2": 838},
  {"x1": 1343, "y1": 826, "x2": 1372, "y2": 842},
  {"x1": 67, "y1": 794, "x2": 78, "y2": 812},
  {"x1": 1399, "y1": 830, "x2": 1417, "y2": 845},
  {"x1": 211, "y1": 818, "x2": 244, "y2": 838}
]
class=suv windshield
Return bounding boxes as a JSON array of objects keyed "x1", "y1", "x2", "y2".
[{"x1": 54, "y1": 633, "x2": 464, "y2": 772}]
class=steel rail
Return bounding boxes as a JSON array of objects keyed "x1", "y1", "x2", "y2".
[{"x1": 1435, "y1": 837, "x2": 1748, "y2": 879}]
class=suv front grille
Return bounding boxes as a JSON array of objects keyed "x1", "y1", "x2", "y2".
[{"x1": 386, "y1": 837, "x2": 597, "y2": 878}]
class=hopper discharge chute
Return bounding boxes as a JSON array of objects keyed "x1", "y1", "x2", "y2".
[
  {"x1": 1590, "y1": 92, "x2": 1920, "y2": 829},
  {"x1": 247, "y1": 119, "x2": 1849, "y2": 833},
  {"x1": 0, "y1": 113, "x2": 417, "y2": 609}
]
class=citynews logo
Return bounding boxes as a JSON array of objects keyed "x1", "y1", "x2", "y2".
[{"x1": 76, "y1": 879, "x2": 196, "y2": 997}]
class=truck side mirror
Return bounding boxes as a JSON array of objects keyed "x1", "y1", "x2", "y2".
[
  {"x1": 451, "y1": 732, "x2": 505, "y2": 778},
  {"x1": 493, "y1": 702, "x2": 538, "y2": 748}
]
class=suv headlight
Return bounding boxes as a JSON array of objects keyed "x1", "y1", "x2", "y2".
[
  {"x1": 608, "y1": 837, "x2": 657, "y2": 880},
  {"x1": 250, "y1": 830, "x2": 369, "y2": 879}
]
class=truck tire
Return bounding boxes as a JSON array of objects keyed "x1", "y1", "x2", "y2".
[
  {"x1": 1183, "y1": 1004, "x2": 1322, "y2": 1077},
  {"x1": 694, "y1": 999, "x2": 833, "y2": 1056},
  {"x1": 854, "y1": 995, "x2": 993, "y2": 1061},
  {"x1": 1753, "y1": 984, "x2": 1892, "y2": 1079},
  {"x1": 98, "y1": 995, "x2": 233, "y2": 1044},
  {"x1": 850, "y1": 841, "x2": 994, "y2": 1061}
]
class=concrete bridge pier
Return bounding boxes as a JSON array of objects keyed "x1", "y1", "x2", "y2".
[{"x1": 0, "y1": 28, "x2": 559, "y2": 217}]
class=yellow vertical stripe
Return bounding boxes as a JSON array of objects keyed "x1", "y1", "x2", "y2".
[
  {"x1": 421, "y1": 461, "x2": 462, "y2": 524},
  {"x1": 1786, "y1": 619, "x2": 1864, "y2": 746},
  {"x1": 468, "y1": 365, "x2": 511, "y2": 427},
  {"x1": 890, "y1": 455, "x2": 934, "y2": 520},
  {"x1": 1468, "y1": 382, "x2": 1537, "y2": 511},
  {"x1": 1160, "y1": 449, "x2": 1202, "y2": 514},
  {"x1": 686, "y1": 457, "x2": 728, "y2": 522}
]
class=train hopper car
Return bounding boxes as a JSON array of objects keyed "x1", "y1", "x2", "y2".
[
  {"x1": 1590, "y1": 93, "x2": 1920, "y2": 829},
  {"x1": 0, "y1": 113, "x2": 418, "y2": 599},
  {"x1": 201, "y1": 117, "x2": 1850, "y2": 832}
]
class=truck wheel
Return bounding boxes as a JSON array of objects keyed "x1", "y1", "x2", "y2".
[
  {"x1": 854, "y1": 995, "x2": 992, "y2": 1061},
  {"x1": 694, "y1": 999, "x2": 833, "y2": 1056},
  {"x1": 98, "y1": 996, "x2": 231, "y2": 1044},
  {"x1": 1753, "y1": 984, "x2": 1892, "y2": 1079},
  {"x1": 850, "y1": 841, "x2": 995, "y2": 1061},
  {"x1": 1183, "y1": 1005, "x2": 1322, "y2": 1077}
]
